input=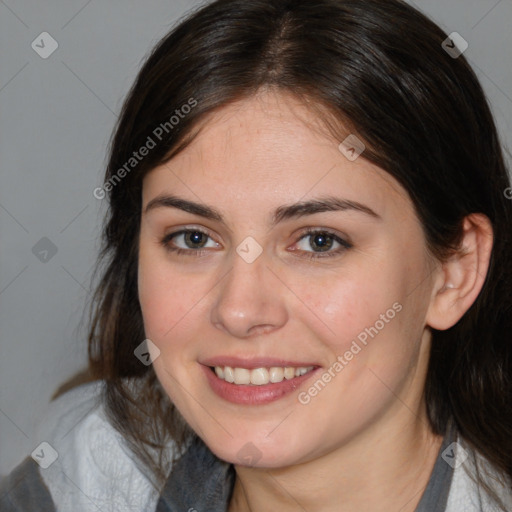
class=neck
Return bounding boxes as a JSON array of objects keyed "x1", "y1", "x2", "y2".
[{"x1": 228, "y1": 407, "x2": 443, "y2": 512}]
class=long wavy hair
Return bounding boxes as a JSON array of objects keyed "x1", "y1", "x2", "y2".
[{"x1": 86, "y1": 0, "x2": 512, "y2": 506}]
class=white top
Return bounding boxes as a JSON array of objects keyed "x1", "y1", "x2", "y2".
[{"x1": 36, "y1": 381, "x2": 162, "y2": 511}]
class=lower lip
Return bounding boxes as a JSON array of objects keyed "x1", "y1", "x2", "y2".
[{"x1": 201, "y1": 364, "x2": 320, "y2": 405}]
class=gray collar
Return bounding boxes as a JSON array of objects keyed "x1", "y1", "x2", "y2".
[
  {"x1": 156, "y1": 436, "x2": 235, "y2": 512},
  {"x1": 414, "y1": 421, "x2": 457, "y2": 512}
]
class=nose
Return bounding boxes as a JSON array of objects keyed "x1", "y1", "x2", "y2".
[{"x1": 210, "y1": 252, "x2": 288, "y2": 339}]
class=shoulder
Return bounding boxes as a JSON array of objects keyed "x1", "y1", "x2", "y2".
[
  {"x1": 0, "y1": 457, "x2": 56, "y2": 511},
  {"x1": 447, "y1": 435, "x2": 512, "y2": 512},
  {"x1": 0, "y1": 380, "x2": 165, "y2": 512}
]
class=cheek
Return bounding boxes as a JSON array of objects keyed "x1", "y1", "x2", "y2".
[
  {"x1": 300, "y1": 264, "x2": 404, "y2": 350},
  {"x1": 137, "y1": 246, "x2": 198, "y2": 345},
  {"x1": 294, "y1": 253, "x2": 424, "y2": 399}
]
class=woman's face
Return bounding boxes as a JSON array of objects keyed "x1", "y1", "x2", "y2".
[{"x1": 138, "y1": 91, "x2": 439, "y2": 467}]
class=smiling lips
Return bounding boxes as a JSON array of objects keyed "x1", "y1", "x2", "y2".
[{"x1": 200, "y1": 357, "x2": 320, "y2": 405}]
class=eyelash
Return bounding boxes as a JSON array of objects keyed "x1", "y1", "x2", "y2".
[{"x1": 160, "y1": 228, "x2": 352, "y2": 260}]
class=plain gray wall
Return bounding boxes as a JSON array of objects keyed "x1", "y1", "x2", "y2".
[{"x1": 1, "y1": 0, "x2": 511, "y2": 477}]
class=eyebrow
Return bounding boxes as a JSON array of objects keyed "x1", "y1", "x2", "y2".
[{"x1": 144, "y1": 194, "x2": 381, "y2": 226}]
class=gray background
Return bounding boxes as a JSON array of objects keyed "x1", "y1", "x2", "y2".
[{"x1": 1, "y1": 0, "x2": 511, "y2": 477}]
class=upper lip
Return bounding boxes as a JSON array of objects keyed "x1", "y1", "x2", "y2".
[{"x1": 201, "y1": 356, "x2": 319, "y2": 369}]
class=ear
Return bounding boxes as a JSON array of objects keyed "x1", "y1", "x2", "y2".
[{"x1": 426, "y1": 213, "x2": 494, "y2": 331}]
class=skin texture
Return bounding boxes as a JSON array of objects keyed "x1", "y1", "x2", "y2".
[{"x1": 138, "y1": 90, "x2": 493, "y2": 511}]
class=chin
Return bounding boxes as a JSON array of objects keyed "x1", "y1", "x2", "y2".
[{"x1": 202, "y1": 429, "x2": 310, "y2": 468}]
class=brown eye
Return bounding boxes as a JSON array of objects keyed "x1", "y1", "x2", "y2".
[
  {"x1": 293, "y1": 229, "x2": 352, "y2": 259},
  {"x1": 308, "y1": 233, "x2": 335, "y2": 252},
  {"x1": 183, "y1": 231, "x2": 209, "y2": 249},
  {"x1": 161, "y1": 229, "x2": 220, "y2": 255}
]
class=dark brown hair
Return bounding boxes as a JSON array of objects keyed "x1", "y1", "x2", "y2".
[{"x1": 87, "y1": 0, "x2": 512, "y2": 505}]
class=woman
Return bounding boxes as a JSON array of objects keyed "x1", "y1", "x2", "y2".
[{"x1": 1, "y1": 0, "x2": 511, "y2": 510}]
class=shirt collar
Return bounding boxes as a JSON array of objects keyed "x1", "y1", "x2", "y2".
[{"x1": 156, "y1": 436, "x2": 235, "y2": 512}]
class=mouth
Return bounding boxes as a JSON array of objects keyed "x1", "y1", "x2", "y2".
[{"x1": 200, "y1": 360, "x2": 321, "y2": 405}]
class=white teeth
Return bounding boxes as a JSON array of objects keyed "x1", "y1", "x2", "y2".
[
  {"x1": 269, "y1": 367, "x2": 284, "y2": 383},
  {"x1": 233, "y1": 367, "x2": 251, "y2": 385},
  {"x1": 250, "y1": 368, "x2": 269, "y2": 385},
  {"x1": 224, "y1": 366, "x2": 235, "y2": 383},
  {"x1": 284, "y1": 367, "x2": 295, "y2": 380},
  {"x1": 213, "y1": 365, "x2": 314, "y2": 385}
]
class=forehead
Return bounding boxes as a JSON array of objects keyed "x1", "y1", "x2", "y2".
[{"x1": 142, "y1": 91, "x2": 411, "y2": 222}]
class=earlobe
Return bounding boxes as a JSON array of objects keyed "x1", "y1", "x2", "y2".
[{"x1": 426, "y1": 213, "x2": 493, "y2": 331}]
